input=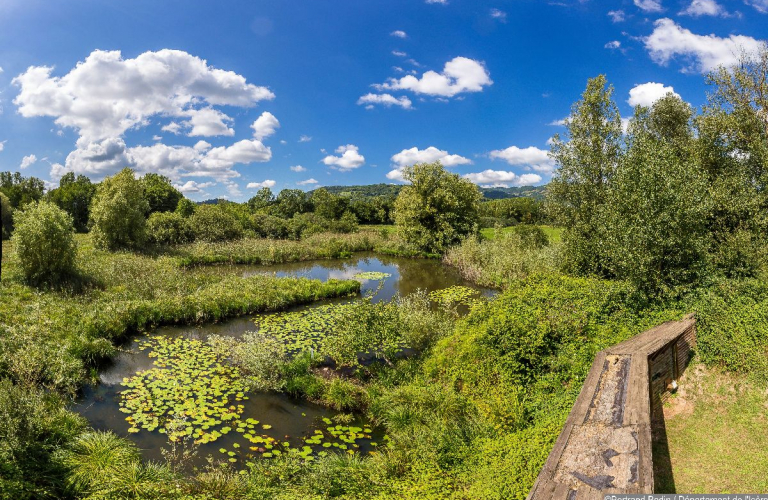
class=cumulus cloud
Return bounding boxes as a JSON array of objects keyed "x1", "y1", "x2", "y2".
[
  {"x1": 680, "y1": 0, "x2": 727, "y2": 16},
  {"x1": 175, "y1": 180, "x2": 214, "y2": 194},
  {"x1": 20, "y1": 154, "x2": 37, "y2": 169},
  {"x1": 386, "y1": 147, "x2": 471, "y2": 182},
  {"x1": 462, "y1": 170, "x2": 542, "y2": 188},
  {"x1": 608, "y1": 9, "x2": 626, "y2": 22},
  {"x1": 634, "y1": 0, "x2": 664, "y2": 12},
  {"x1": 644, "y1": 19, "x2": 765, "y2": 73},
  {"x1": 13, "y1": 49, "x2": 274, "y2": 142},
  {"x1": 247, "y1": 179, "x2": 276, "y2": 189},
  {"x1": 391, "y1": 30, "x2": 407, "y2": 38},
  {"x1": 549, "y1": 118, "x2": 568, "y2": 126},
  {"x1": 392, "y1": 50, "x2": 407, "y2": 57},
  {"x1": 13, "y1": 49, "x2": 277, "y2": 186},
  {"x1": 605, "y1": 41, "x2": 622, "y2": 50},
  {"x1": 628, "y1": 82, "x2": 680, "y2": 107},
  {"x1": 374, "y1": 56, "x2": 492, "y2": 98},
  {"x1": 297, "y1": 178, "x2": 319, "y2": 185},
  {"x1": 0, "y1": 140, "x2": 6, "y2": 152},
  {"x1": 425, "y1": 0, "x2": 447, "y2": 4},
  {"x1": 290, "y1": 165, "x2": 306, "y2": 172},
  {"x1": 322, "y1": 144, "x2": 365, "y2": 171},
  {"x1": 357, "y1": 93, "x2": 412, "y2": 109},
  {"x1": 391, "y1": 146, "x2": 472, "y2": 167},
  {"x1": 299, "y1": 135, "x2": 312, "y2": 142},
  {"x1": 488, "y1": 146, "x2": 556, "y2": 173},
  {"x1": 490, "y1": 8, "x2": 507, "y2": 21},
  {"x1": 251, "y1": 111, "x2": 280, "y2": 140}
]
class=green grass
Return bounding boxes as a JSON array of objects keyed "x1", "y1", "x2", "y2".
[
  {"x1": 480, "y1": 225, "x2": 563, "y2": 243},
  {"x1": 654, "y1": 364, "x2": 768, "y2": 493}
]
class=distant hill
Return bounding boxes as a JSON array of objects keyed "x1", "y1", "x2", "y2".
[{"x1": 317, "y1": 183, "x2": 547, "y2": 201}]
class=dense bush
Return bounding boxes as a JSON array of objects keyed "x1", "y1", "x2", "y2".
[
  {"x1": 0, "y1": 191, "x2": 12, "y2": 240},
  {"x1": 189, "y1": 204, "x2": 243, "y2": 242},
  {"x1": 141, "y1": 173, "x2": 182, "y2": 214},
  {"x1": 252, "y1": 213, "x2": 290, "y2": 239},
  {"x1": 89, "y1": 168, "x2": 149, "y2": 250},
  {"x1": 12, "y1": 201, "x2": 77, "y2": 284},
  {"x1": 174, "y1": 198, "x2": 196, "y2": 217},
  {"x1": 45, "y1": 172, "x2": 96, "y2": 233},
  {"x1": 146, "y1": 212, "x2": 194, "y2": 246}
]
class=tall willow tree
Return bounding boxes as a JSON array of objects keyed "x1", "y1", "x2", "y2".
[
  {"x1": 606, "y1": 95, "x2": 711, "y2": 296},
  {"x1": 547, "y1": 75, "x2": 623, "y2": 275},
  {"x1": 697, "y1": 47, "x2": 768, "y2": 277}
]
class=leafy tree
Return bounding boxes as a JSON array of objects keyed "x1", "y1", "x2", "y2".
[
  {"x1": 0, "y1": 172, "x2": 45, "y2": 209},
  {"x1": 89, "y1": 168, "x2": 149, "y2": 250},
  {"x1": 146, "y1": 212, "x2": 194, "y2": 246},
  {"x1": 547, "y1": 75, "x2": 623, "y2": 275},
  {"x1": 247, "y1": 187, "x2": 275, "y2": 212},
  {"x1": 1, "y1": 191, "x2": 12, "y2": 240},
  {"x1": 175, "y1": 197, "x2": 196, "y2": 217},
  {"x1": 310, "y1": 188, "x2": 348, "y2": 220},
  {"x1": 46, "y1": 172, "x2": 97, "y2": 232},
  {"x1": 606, "y1": 99, "x2": 711, "y2": 296},
  {"x1": 393, "y1": 162, "x2": 482, "y2": 254},
  {"x1": 274, "y1": 189, "x2": 310, "y2": 218},
  {"x1": 189, "y1": 204, "x2": 243, "y2": 242},
  {"x1": 141, "y1": 173, "x2": 182, "y2": 214},
  {"x1": 697, "y1": 47, "x2": 768, "y2": 277},
  {"x1": 12, "y1": 201, "x2": 77, "y2": 284}
]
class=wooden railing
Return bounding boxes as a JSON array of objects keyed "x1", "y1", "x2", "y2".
[{"x1": 527, "y1": 314, "x2": 696, "y2": 500}]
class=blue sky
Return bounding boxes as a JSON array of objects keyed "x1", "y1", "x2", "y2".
[{"x1": 0, "y1": 0, "x2": 766, "y2": 201}]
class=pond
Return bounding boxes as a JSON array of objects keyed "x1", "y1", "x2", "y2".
[{"x1": 72, "y1": 254, "x2": 492, "y2": 469}]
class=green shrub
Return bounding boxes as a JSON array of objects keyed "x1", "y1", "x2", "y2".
[
  {"x1": 510, "y1": 224, "x2": 549, "y2": 249},
  {"x1": 175, "y1": 198, "x2": 196, "y2": 217},
  {"x1": 189, "y1": 204, "x2": 243, "y2": 242},
  {"x1": 147, "y1": 211, "x2": 194, "y2": 246},
  {"x1": 89, "y1": 168, "x2": 149, "y2": 250},
  {"x1": 12, "y1": 201, "x2": 77, "y2": 284},
  {"x1": 251, "y1": 213, "x2": 290, "y2": 239},
  {"x1": 0, "y1": 191, "x2": 12, "y2": 239}
]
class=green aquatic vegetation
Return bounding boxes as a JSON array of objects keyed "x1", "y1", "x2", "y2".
[
  {"x1": 120, "y1": 336, "x2": 263, "y2": 446},
  {"x1": 428, "y1": 285, "x2": 481, "y2": 307},
  {"x1": 352, "y1": 271, "x2": 391, "y2": 281},
  {"x1": 252, "y1": 303, "x2": 356, "y2": 355}
]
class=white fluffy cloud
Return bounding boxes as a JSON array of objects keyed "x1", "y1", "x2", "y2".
[
  {"x1": 488, "y1": 146, "x2": 556, "y2": 173},
  {"x1": 290, "y1": 165, "x2": 306, "y2": 172},
  {"x1": 20, "y1": 154, "x2": 37, "y2": 169},
  {"x1": 59, "y1": 137, "x2": 271, "y2": 182},
  {"x1": 0, "y1": 140, "x2": 6, "y2": 152},
  {"x1": 387, "y1": 146, "x2": 472, "y2": 182},
  {"x1": 251, "y1": 111, "x2": 280, "y2": 140},
  {"x1": 375, "y1": 57, "x2": 492, "y2": 98},
  {"x1": 391, "y1": 146, "x2": 471, "y2": 167},
  {"x1": 680, "y1": 0, "x2": 726, "y2": 16},
  {"x1": 357, "y1": 93, "x2": 412, "y2": 109},
  {"x1": 175, "y1": 180, "x2": 214, "y2": 194},
  {"x1": 390, "y1": 30, "x2": 407, "y2": 38},
  {"x1": 644, "y1": 19, "x2": 765, "y2": 73},
  {"x1": 13, "y1": 49, "x2": 276, "y2": 186},
  {"x1": 634, "y1": 0, "x2": 664, "y2": 12},
  {"x1": 462, "y1": 170, "x2": 542, "y2": 188},
  {"x1": 13, "y1": 49, "x2": 274, "y2": 142},
  {"x1": 299, "y1": 135, "x2": 312, "y2": 142},
  {"x1": 322, "y1": 145, "x2": 365, "y2": 171},
  {"x1": 247, "y1": 179, "x2": 276, "y2": 189},
  {"x1": 425, "y1": 0, "x2": 447, "y2": 4},
  {"x1": 628, "y1": 82, "x2": 680, "y2": 107},
  {"x1": 605, "y1": 41, "x2": 622, "y2": 50},
  {"x1": 297, "y1": 178, "x2": 318, "y2": 185}
]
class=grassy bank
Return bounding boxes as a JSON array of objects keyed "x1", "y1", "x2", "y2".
[{"x1": 654, "y1": 364, "x2": 768, "y2": 493}]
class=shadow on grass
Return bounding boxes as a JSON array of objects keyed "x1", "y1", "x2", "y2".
[{"x1": 652, "y1": 401, "x2": 676, "y2": 492}]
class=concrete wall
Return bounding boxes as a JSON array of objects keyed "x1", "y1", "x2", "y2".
[{"x1": 527, "y1": 315, "x2": 696, "y2": 500}]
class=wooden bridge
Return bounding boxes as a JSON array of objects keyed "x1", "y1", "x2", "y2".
[{"x1": 527, "y1": 314, "x2": 696, "y2": 500}]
